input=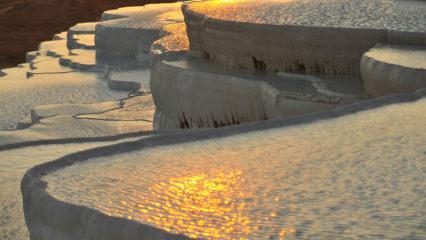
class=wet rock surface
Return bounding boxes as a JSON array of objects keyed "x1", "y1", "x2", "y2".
[
  {"x1": 0, "y1": 3, "x2": 178, "y2": 238},
  {"x1": 183, "y1": 0, "x2": 426, "y2": 74},
  {"x1": 151, "y1": 59, "x2": 366, "y2": 129},
  {"x1": 30, "y1": 92, "x2": 426, "y2": 240},
  {"x1": 361, "y1": 44, "x2": 426, "y2": 97},
  {"x1": 0, "y1": 0, "x2": 425, "y2": 239},
  {"x1": 95, "y1": 2, "x2": 183, "y2": 58}
]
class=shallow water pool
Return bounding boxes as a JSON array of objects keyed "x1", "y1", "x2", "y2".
[
  {"x1": 45, "y1": 99, "x2": 426, "y2": 239},
  {"x1": 0, "y1": 137, "x2": 147, "y2": 240}
]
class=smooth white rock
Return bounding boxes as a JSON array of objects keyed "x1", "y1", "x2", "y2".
[{"x1": 361, "y1": 44, "x2": 426, "y2": 97}]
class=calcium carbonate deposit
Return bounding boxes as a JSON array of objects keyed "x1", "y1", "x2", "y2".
[
  {"x1": 361, "y1": 45, "x2": 426, "y2": 97},
  {"x1": 0, "y1": 3, "x2": 177, "y2": 133},
  {"x1": 44, "y1": 98, "x2": 426, "y2": 239},
  {"x1": 186, "y1": 0, "x2": 426, "y2": 31},
  {"x1": 0, "y1": 0, "x2": 424, "y2": 239},
  {"x1": 0, "y1": 3, "x2": 183, "y2": 239},
  {"x1": 0, "y1": 137, "x2": 147, "y2": 240},
  {"x1": 183, "y1": 0, "x2": 426, "y2": 74}
]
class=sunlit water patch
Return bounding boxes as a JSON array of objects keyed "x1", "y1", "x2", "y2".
[
  {"x1": 45, "y1": 99, "x2": 426, "y2": 239},
  {"x1": 187, "y1": 0, "x2": 426, "y2": 32}
]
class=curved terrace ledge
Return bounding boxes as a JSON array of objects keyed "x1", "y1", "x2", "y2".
[
  {"x1": 95, "y1": 2, "x2": 183, "y2": 59},
  {"x1": 151, "y1": 59, "x2": 367, "y2": 129},
  {"x1": 22, "y1": 87, "x2": 426, "y2": 240},
  {"x1": 361, "y1": 44, "x2": 426, "y2": 97},
  {"x1": 182, "y1": 0, "x2": 426, "y2": 74}
]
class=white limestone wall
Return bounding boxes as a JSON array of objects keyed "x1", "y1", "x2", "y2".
[
  {"x1": 387, "y1": 30, "x2": 426, "y2": 46},
  {"x1": 150, "y1": 61, "x2": 341, "y2": 129},
  {"x1": 183, "y1": 6, "x2": 387, "y2": 75},
  {"x1": 67, "y1": 22, "x2": 98, "y2": 50},
  {"x1": 95, "y1": 18, "x2": 161, "y2": 59},
  {"x1": 361, "y1": 45, "x2": 426, "y2": 97},
  {"x1": 150, "y1": 23, "x2": 189, "y2": 69},
  {"x1": 182, "y1": 5, "x2": 426, "y2": 75}
]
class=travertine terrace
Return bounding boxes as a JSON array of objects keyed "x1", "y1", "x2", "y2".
[
  {"x1": 0, "y1": 0, "x2": 423, "y2": 239},
  {"x1": 183, "y1": 0, "x2": 426, "y2": 74}
]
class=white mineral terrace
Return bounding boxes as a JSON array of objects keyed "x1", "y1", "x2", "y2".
[
  {"x1": 0, "y1": 137, "x2": 149, "y2": 240},
  {"x1": 95, "y1": 2, "x2": 183, "y2": 58},
  {"x1": 0, "y1": 3, "x2": 188, "y2": 238},
  {"x1": 150, "y1": 23, "x2": 189, "y2": 67},
  {"x1": 183, "y1": 0, "x2": 426, "y2": 74},
  {"x1": 151, "y1": 59, "x2": 367, "y2": 128},
  {"x1": 42, "y1": 97, "x2": 426, "y2": 240},
  {"x1": 0, "y1": 0, "x2": 424, "y2": 239},
  {"x1": 101, "y1": 3, "x2": 184, "y2": 21},
  {"x1": 0, "y1": 2, "x2": 182, "y2": 132},
  {"x1": 186, "y1": 0, "x2": 426, "y2": 31},
  {"x1": 361, "y1": 45, "x2": 426, "y2": 97}
]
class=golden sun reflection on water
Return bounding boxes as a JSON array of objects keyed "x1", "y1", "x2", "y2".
[
  {"x1": 138, "y1": 169, "x2": 253, "y2": 239},
  {"x1": 92, "y1": 143, "x2": 298, "y2": 239},
  {"x1": 46, "y1": 99, "x2": 426, "y2": 239}
]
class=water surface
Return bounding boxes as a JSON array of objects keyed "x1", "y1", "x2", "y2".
[
  {"x1": 45, "y1": 99, "x2": 426, "y2": 239},
  {"x1": 0, "y1": 137, "x2": 146, "y2": 240},
  {"x1": 187, "y1": 0, "x2": 426, "y2": 32}
]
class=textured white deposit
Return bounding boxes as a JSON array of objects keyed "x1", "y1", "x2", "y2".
[
  {"x1": 0, "y1": 72, "x2": 126, "y2": 131},
  {"x1": 0, "y1": 11, "x2": 158, "y2": 131},
  {"x1": 2, "y1": 1, "x2": 425, "y2": 240},
  {"x1": 107, "y1": 69, "x2": 151, "y2": 92},
  {"x1": 59, "y1": 49, "x2": 99, "y2": 70},
  {"x1": 101, "y1": 3, "x2": 184, "y2": 21},
  {"x1": 150, "y1": 23, "x2": 189, "y2": 67},
  {"x1": 69, "y1": 34, "x2": 96, "y2": 50},
  {"x1": 95, "y1": 2, "x2": 183, "y2": 58},
  {"x1": 44, "y1": 98, "x2": 426, "y2": 239},
  {"x1": 186, "y1": 0, "x2": 426, "y2": 31},
  {"x1": 151, "y1": 59, "x2": 366, "y2": 129},
  {"x1": 0, "y1": 3, "x2": 182, "y2": 240},
  {"x1": 0, "y1": 95, "x2": 155, "y2": 146},
  {"x1": 361, "y1": 45, "x2": 426, "y2": 97},
  {"x1": 183, "y1": 0, "x2": 426, "y2": 74}
]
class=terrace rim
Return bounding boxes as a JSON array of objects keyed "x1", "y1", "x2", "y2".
[{"x1": 22, "y1": 87, "x2": 426, "y2": 240}]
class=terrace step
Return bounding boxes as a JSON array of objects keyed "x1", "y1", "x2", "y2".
[
  {"x1": 183, "y1": 0, "x2": 426, "y2": 74},
  {"x1": 361, "y1": 44, "x2": 426, "y2": 97},
  {"x1": 95, "y1": 2, "x2": 183, "y2": 59},
  {"x1": 151, "y1": 59, "x2": 367, "y2": 129},
  {"x1": 68, "y1": 34, "x2": 96, "y2": 50},
  {"x1": 106, "y1": 69, "x2": 151, "y2": 92}
]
